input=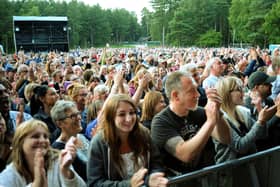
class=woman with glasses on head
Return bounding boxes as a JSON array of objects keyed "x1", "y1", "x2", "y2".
[
  {"x1": 214, "y1": 76, "x2": 274, "y2": 163},
  {"x1": 87, "y1": 94, "x2": 168, "y2": 187},
  {"x1": 51, "y1": 100, "x2": 89, "y2": 181},
  {"x1": 0, "y1": 119, "x2": 86, "y2": 187}
]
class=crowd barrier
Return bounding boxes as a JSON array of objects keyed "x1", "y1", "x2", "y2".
[{"x1": 168, "y1": 146, "x2": 280, "y2": 187}]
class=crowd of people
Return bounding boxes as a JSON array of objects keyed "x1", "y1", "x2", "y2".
[{"x1": 0, "y1": 46, "x2": 280, "y2": 186}]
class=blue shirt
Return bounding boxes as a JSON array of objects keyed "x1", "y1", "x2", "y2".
[
  {"x1": 9, "y1": 111, "x2": 32, "y2": 132},
  {"x1": 271, "y1": 75, "x2": 280, "y2": 100},
  {"x1": 85, "y1": 119, "x2": 98, "y2": 140}
]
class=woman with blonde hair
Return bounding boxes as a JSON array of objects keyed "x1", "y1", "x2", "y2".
[
  {"x1": 140, "y1": 91, "x2": 166, "y2": 129},
  {"x1": 67, "y1": 83, "x2": 88, "y2": 133},
  {"x1": 45, "y1": 60, "x2": 57, "y2": 77},
  {"x1": 24, "y1": 83, "x2": 40, "y2": 114},
  {"x1": 0, "y1": 119, "x2": 86, "y2": 187},
  {"x1": 85, "y1": 99, "x2": 104, "y2": 140},
  {"x1": 214, "y1": 76, "x2": 274, "y2": 163},
  {"x1": 87, "y1": 94, "x2": 168, "y2": 187}
]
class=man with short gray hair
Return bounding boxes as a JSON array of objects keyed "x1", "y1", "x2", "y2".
[
  {"x1": 151, "y1": 71, "x2": 230, "y2": 182},
  {"x1": 202, "y1": 57, "x2": 224, "y2": 89}
]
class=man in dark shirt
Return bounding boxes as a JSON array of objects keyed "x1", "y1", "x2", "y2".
[{"x1": 151, "y1": 71, "x2": 230, "y2": 179}]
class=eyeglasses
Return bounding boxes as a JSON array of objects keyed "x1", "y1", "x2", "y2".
[
  {"x1": 79, "y1": 93, "x2": 88, "y2": 97},
  {"x1": 230, "y1": 86, "x2": 244, "y2": 93},
  {"x1": 60, "y1": 112, "x2": 81, "y2": 121}
]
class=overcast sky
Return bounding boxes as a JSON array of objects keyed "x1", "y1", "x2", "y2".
[{"x1": 64, "y1": 0, "x2": 152, "y2": 22}]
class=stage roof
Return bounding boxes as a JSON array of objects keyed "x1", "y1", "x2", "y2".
[{"x1": 13, "y1": 16, "x2": 68, "y2": 22}]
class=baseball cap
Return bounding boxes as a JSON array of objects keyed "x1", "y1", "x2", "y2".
[
  {"x1": 5, "y1": 64, "x2": 16, "y2": 72},
  {"x1": 248, "y1": 71, "x2": 276, "y2": 89}
]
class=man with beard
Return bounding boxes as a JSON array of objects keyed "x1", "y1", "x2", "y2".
[
  {"x1": 245, "y1": 71, "x2": 280, "y2": 150},
  {"x1": 151, "y1": 71, "x2": 230, "y2": 186}
]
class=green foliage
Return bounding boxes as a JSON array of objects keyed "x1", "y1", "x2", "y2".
[
  {"x1": 149, "y1": 0, "x2": 231, "y2": 46},
  {"x1": 2, "y1": 0, "x2": 280, "y2": 50},
  {"x1": 229, "y1": 0, "x2": 276, "y2": 46},
  {"x1": 263, "y1": 0, "x2": 280, "y2": 43},
  {"x1": 196, "y1": 29, "x2": 222, "y2": 47},
  {"x1": 0, "y1": 0, "x2": 142, "y2": 52},
  {"x1": 0, "y1": 0, "x2": 15, "y2": 53}
]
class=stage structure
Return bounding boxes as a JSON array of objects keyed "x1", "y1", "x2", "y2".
[{"x1": 13, "y1": 16, "x2": 69, "y2": 52}]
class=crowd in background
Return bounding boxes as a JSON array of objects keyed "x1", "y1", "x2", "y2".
[{"x1": 0, "y1": 46, "x2": 280, "y2": 186}]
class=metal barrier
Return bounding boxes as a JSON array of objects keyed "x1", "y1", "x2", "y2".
[{"x1": 168, "y1": 146, "x2": 280, "y2": 187}]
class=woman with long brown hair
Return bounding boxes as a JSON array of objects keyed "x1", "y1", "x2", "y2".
[
  {"x1": 87, "y1": 94, "x2": 168, "y2": 187},
  {"x1": 140, "y1": 91, "x2": 166, "y2": 129}
]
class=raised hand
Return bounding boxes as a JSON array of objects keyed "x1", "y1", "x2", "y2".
[
  {"x1": 59, "y1": 136, "x2": 78, "y2": 179},
  {"x1": 250, "y1": 90, "x2": 262, "y2": 113},
  {"x1": 131, "y1": 168, "x2": 148, "y2": 187},
  {"x1": 32, "y1": 149, "x2": 47, "y2": 187},
  {"x1": 258, "y1": 105, "x2": 277, "y2": 125},
  {"x1": 148, "y1": 172, "x2": 168, "y2": 187},
  {"x1": 114, "y1": 70, "x2": 124, "y2": 86},
  {"x1": 16, "y1": 103, "x2": 24, "y2": 127},
  {"x1": 138, "y1": 74, "x2": 150, "y2": 90},
  {"x1": 205, "y1": 88, "x2": 222, "y2": 125}
]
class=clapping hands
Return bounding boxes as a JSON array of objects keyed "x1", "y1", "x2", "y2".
[
  {"x1": 59, "y1": 136, "x2": 79, "y2": 179},
  {"x1": 205, "y1": 88, "x2": 222, "y2": 125},
  {"x1": 33, "y1": 149, "x2": 47, "y2": 187}
]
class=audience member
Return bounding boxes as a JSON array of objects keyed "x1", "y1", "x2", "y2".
[
  {"x1": 51, "y1": 100, "x2": 89, "y2": 181},
  {"x1": 245, "y1": 71, "x2": 280, "y2": 150},
  {"x1": 140, "y1": 91, "x2": 166, "y2": 129},
  {"x1": 0, "y1": 113, "x2": 11, "y2": 172},
  {"x1": 87, "y1": 94, "x2": 168, "y2": 187},
  {"x1": 67, "y1": 83, "x2": 88, "y2": 133},
  {"x1": 30, "y1": 85, "x2": 60, "y2": 143},
  {"x1": 243, "y1": 47, "x2": 266, "y2": 76},
  {"x1": 271, "y1": 56, "x2": 280, "y2": 100},
  {"x1": 85, "y1": 99, "x2": 104, "y2": 140},
  {"x1": 202, "y1": 57, "x2": 224, "y2": 89},
  {"x1": 215, "y1": 76, "x2": 274, "y2": 163},
  {"x1": 0, "y1": 84, "x2": 32, "y2": 142},
  {"x1": 151, "y1": 71, "x2": 230, "y2": 179},
  {"x1": 180, "y1": 63, "x2": 207, "y2": 106},
  {"x1": 0, "y1": 119, "x2": 86, "y2": 187}
]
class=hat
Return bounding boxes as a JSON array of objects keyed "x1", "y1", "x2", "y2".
[
  {"x1": 5, "y1": 64, "x2": 16, "y2": 72},
  {"x1": 248, "y1": 71, "x2": 276, "y2": 89}
]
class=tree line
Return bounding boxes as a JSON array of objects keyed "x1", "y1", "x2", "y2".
[
  {"x1": 1, "y1": 0, "x2": 280, "y2": 52},
  {"x1": 146, "y1": 0, "x2": 280, "y2": 48}
]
